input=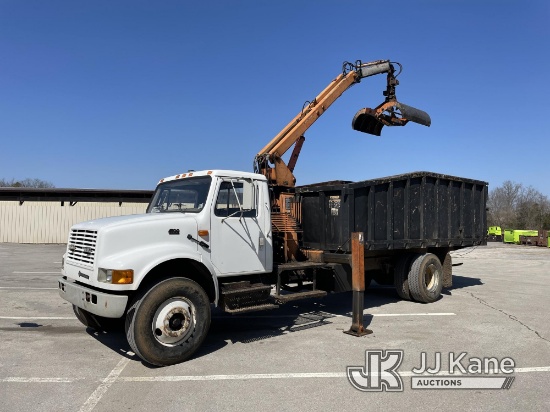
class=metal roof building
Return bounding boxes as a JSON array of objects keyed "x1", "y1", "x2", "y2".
[{"x1": 0, "y1": 188, "x2": 153, "y2": 243}]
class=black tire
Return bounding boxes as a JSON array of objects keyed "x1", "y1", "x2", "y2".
[
  {"x1": 372, "y1": 270, "x2": 393, "y2": 286},
  {"x1": 408, "y1": 253, "x2": 443, "y2": 303},
  {"x1": 125, "y1": 278, "x2": 211, "y2": 366},
  {"x1": 364, "y1": 272, "x2": 372, "y2": 289},
  {"x1": 73, "y1": 305, "x2": 124, "y2": 332},
  {"x1": 73, "y1": 305, "x2": 95, "y2": 327},
  {"x1": 441, "y1": 253, "x2": 453, "y2": 288},
  {"x1": 394, "y1": 254, "x2": 415, "y2": 300}
]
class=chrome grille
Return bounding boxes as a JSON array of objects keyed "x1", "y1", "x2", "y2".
[{"x1": 67, "y1": 229, "x2": 97, "y2": 267}]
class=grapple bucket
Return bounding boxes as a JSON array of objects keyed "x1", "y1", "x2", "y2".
[
  {"x1": 395, "y1": 102, "x2": 431, "y2": 127},
  {"x1": 351, "y1": 108, "x2": 384, "y2": 136},
  {"x1": 352, "y1": 101, "x2": 431, "y2": 136}
]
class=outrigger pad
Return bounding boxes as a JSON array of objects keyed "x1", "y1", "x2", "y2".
[{"x1": 351, "y1": 108, "x2": 384, "y2": 136}]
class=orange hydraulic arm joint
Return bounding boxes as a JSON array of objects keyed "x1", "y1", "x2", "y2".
[{"x1": 254, "y1": 59, "x2": 431, "y2": 189}]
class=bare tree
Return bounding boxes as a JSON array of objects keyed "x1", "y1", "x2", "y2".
[
  {"x1": 487, "y1": 181, "x2": 522, "y2": 228},
  {"x1": 0, "y1": 178, "x2": 55, "y2": 188},
  {"x1": 487, "y1": 181, "x2": 550, "y2": 230},
  {"x1": 515, "y1": 186, "x2": 550, "y2": 229}
]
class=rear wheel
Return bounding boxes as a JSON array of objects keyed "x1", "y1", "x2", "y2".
[
  {"x1": 408, "y1": 253, "x2": 443, "y2": 303},
  {"x1": 125, "y1": 278, "x2": 211, "y2": 366},
  {"x1": 364, "y1": 272, "x2": 372, "y2": 289},
  {"x1": 372, "y1": 270, "x2": 393, "y2": 286},
  {"x1": 394, "y1": 254, "x2": 415, "y2": 300},
  {"x1": 441, "y1": 252, "x2": 453, "y2": 288}
]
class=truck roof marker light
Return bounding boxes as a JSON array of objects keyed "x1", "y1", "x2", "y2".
[
  {"x1": 175, "y1": 175, "x2": 180, "y2": 179},
  {"x1": 182, "y1": 173, "x2": 187, "y2": 178},
  {"x1": 188, "y1": 173, "x2": 193, "y2": 176},
  {"x1": 207, "y1": 171, "x2": 212, "y2": 175},
  {"x1": 159, "y1": 179, "x2": 164, "y2": 183}
]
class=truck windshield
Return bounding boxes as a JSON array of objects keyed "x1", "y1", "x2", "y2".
[{"x1": 147, "y1": 176, "x2": 212, "y2": 213}]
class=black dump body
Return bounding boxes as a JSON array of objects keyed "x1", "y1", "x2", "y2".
[{"x1": 296, "y1": 171, "x2": 488, "y2": 253}]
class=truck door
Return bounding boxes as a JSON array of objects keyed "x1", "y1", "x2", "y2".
[{"x1": 211, "y1": 178, "x2": 269, "y2": 275}]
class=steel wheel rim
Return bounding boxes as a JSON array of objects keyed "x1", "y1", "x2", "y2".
[
  {"x1": 152, "y1": 297, "x2": 195, "y2": 346},
  {"x1": 425, "y1": 263, "x2": 439, "y2": 290}
]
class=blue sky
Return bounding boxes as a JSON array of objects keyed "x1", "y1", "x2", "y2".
[{"x1": 1, "y1": 1, "x2": 549, "y2": 194}]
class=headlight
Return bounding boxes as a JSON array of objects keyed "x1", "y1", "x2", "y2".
[{"x1": 98, "y1": 268, "x2": 134, "y2": 284}]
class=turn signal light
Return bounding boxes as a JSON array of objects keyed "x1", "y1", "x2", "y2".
[{"x1": 112, "y1": 270, "x2": 134, "y2": 284}]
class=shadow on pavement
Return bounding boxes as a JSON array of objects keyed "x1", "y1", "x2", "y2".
[
  {"x1": 444, "y1": 275, "x2": 484, "y2": 295},
  {"x1": 84, "y1": 277, "x2": 483, "y2": 366}
]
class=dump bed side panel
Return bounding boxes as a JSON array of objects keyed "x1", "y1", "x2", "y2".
[{"x1": 298, "y1": 171, "x2": 488, "y2": 253}]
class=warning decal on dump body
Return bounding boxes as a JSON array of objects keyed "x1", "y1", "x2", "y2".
[{"x1": 329, "y1": 196, "x2": 341, "y2": 216}]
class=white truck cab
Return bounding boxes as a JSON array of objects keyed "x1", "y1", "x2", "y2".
[{"x1": 59, "y1": 170, "x2": 273, "y2": 365}]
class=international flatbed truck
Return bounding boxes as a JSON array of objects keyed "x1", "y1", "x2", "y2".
[{"x1": 58, "y1": 59, "x2": 487, "y2": 366}]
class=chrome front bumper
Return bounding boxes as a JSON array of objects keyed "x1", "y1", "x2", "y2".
[{"x1": 58, "y1": 277, "x2": 128, "y2": 318}]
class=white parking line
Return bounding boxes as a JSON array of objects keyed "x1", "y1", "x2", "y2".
[
  {"x1": 119, "y1": 372, "x2": 345, "y2": 382},
  {"x1": 401, "y1": 367, "x2": 550, "y2": 376},
  {"x1": 0, "y1": 312, "x2": 456, "y2": 321},
  {"x1": 12, "y1": 272, "x2": 60, "y2": 274},
  {"x1": 215, "y1": 312, "x2": 457, "y2": 319},
  {"x1": 0, "y1": 377, "x2": 75, "y2": 383},
  {"x1": 2, "y1": 366, "x2": 549, "y2": 385},
  {"x1": 79, "y1": 358, "x2": 130, "y2": 412},
  {"x1": 118, "y1": 366, "x2": 550, "y2": 382},
  {"x1": 0, "y1": 313, "x2": 454, "y2": 321},
  {"x1": 515, "y1": 367, "x2": 550, "y2": 372},
  {"x1": 0, "y1": 316, "x2": 75, "y2": 320},
  {"x1": 0, "y1": 287, "x2": 58, "y2": 290},
  {"x1": 366, "y1": 313, "x2": 456, "y2": 317}
]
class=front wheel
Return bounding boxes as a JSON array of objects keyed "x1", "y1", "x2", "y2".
[
  {"x1": 73, "y1": 305, "x2": 124, "y2": 331},
  {"x1": 125, "y1": 278, "x2": 211, "y2": 366}
]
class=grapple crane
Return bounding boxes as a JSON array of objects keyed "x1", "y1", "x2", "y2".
[
  {"x1": 254, "y1": 59, "x2": 431, "y2": 191},
  {"x1": 254, "y1": 59, "x2": 431, "y2": 262}
]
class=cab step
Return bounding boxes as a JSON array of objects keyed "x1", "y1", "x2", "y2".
[
  {"x1": 219, "y1": 281, "x2": 276, "y2": 313},
  {"x1": 272, "y1": 290, "x2": 327, "y2": 304},
  {"x1": 223, "y1": 303, "x2": 279, "y2": 314}
]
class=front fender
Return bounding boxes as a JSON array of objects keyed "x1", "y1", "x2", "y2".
[{"x1": 98, "y1": 243, "x2": 219, "y2": 303}]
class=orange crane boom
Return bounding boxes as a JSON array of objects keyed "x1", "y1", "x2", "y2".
[{"x1": 254, "y1": 59, "x2": 431, "y2": 189}]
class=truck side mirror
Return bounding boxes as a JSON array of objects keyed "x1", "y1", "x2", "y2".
[{"x1": 241, "y1": 180, "x2": 256, "y2": 211}]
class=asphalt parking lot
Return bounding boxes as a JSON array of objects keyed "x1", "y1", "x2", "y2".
[{"x1": 0, "y1": 242, "x2": 549, "y2": 412}]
